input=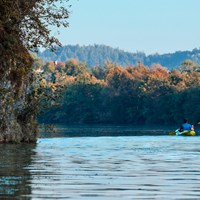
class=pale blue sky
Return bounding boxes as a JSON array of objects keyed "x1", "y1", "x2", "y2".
[{"x1": 55, "y1": 0, "x2": 200, "y2": 55}]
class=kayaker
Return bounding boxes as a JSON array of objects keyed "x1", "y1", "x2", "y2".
[{"x1": 179, "y1": 119, "x2": 194, "y2": 132}]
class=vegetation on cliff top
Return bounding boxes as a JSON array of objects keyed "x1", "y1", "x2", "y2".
[{"x1": 0, "y1": 0, "x2": 71, "y2": 143}]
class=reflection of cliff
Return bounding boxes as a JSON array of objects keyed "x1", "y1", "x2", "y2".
[{"x1": 0, "y1": 143, "x2": 36, "y2": 199}]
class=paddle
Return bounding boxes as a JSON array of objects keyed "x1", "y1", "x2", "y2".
[{"x1": 169, "y1": 131, "x2": 176, "y2": 135}]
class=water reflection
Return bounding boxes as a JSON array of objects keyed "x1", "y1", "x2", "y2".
[
  {"x1": 1, "y1": 135, "x2": 200, "y2": 199},
  {"x1": 39, "y1": 124, "x2": 174, "y2": 138},
  {"x1": 0, "y1": 143, "x2": 36, "y2": 199}
]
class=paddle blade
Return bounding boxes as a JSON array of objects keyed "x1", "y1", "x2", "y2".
[{"x1": 169, "y1": 131, "x2": 176, "y2": 135}]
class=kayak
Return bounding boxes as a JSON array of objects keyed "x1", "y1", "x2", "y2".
[{"x1": 169, "y1": 129, "x2": 196, "y2": 136}]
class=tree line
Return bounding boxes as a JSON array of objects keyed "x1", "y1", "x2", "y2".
[
  {"x1": 36, "y1": 56, "x2": 200, "y2": 126},
  {"x1": 38, "y1": 44, "x2": 200, "y2": 70}
]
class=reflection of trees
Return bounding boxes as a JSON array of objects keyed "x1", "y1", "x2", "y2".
[{"x1": 0, "y1": 143, "x2": 36, "y2": 199}]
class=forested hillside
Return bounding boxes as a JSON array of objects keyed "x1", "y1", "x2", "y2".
[
  {"x1": 35, "y1": 56, "x2": 200, "y2": 126},
  {"x1": 38, "y1": 45, "x2": 200, "y2": 70}
]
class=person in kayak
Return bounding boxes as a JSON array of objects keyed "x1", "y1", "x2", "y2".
[{"x1": 179, "y1": 119, "x2": 194, "y2": 132}]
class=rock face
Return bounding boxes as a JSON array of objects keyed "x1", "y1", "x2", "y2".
[
  {"x1": 0, "y1": 28, "x2": 38, "y2": 143},
  {"x1": 0, "y1": 78, "x2": 38, "y2": 143}
]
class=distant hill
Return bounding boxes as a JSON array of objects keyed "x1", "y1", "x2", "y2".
[{"x1": 38, "y1": 45, "x2": 200, "y2": 69}]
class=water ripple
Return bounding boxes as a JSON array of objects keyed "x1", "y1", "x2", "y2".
[{"x1": 0, "y1": 136, "x2": 200, "y2": 199}]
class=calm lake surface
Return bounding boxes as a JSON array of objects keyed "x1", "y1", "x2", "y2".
[{"x1": 0, "y1": 126, "x2": 200, "y2": 199}]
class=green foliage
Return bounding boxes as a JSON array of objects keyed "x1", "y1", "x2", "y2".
[
  {"x1": 43, "y1": 61, "x2": 55, "y2": 73},
  {"x1": 38, "y1": 45, "x2": 200, "y2": 69},
  {"x1": 65, "y1": 59, "x2": 87, "y2": 76},
  {"x1": 178, "y1": 60, "x2": 196, "y2": 72},
  {"x1": 91, "y1": 66, "x2": 106, "y2": 80},
  {"x1": 37, "y1": 60, "x2": 200, "y2": 126}
]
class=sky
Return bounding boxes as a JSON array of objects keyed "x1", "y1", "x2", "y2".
[{"x1": 54, "y1": 0, "x2": 200, "y2": 55}]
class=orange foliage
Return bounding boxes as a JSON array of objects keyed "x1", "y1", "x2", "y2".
[
  {"x1": 149, "y1": 64, "x2": 169, "y2": 79},
  {"x1": 126, "y1": 63, "x2": 149, "y2": 79},
  {"x1": 66, "y1": 58, "x2": 80, "y2": 66}
]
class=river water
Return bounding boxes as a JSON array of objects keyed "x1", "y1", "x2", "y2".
[{"x1": 0, "y1": 132, "x2": 200, "y2": 199}]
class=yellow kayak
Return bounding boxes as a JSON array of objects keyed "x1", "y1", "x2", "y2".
[{"x1": 169, "y1": 129, "x2": 195, "y2": 136}]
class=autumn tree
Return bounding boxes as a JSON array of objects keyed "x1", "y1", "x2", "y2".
[
  {"x1": 65, "y1": 59, "x2": 87, "y2": 76},
  {"x1": 0, "y1": 0, "x2": 71, "y2": 143},
  {"x1": 91, "y1": 66, "x2": 106, "y2": 80},
  {"x1": 43, "y1": 61, "x2": 56, "y2": 73},
  {"x1": 178, "y1": 60, "x2": 196, "y2": 72}
]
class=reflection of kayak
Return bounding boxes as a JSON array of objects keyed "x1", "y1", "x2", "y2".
[{"x1": 169, "y1": 129, "x2": 196, "y2": 136}]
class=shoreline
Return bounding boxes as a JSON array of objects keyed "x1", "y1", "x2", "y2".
[{"x1": 38, "y1": 124, "x2": 179, "y2": 138}]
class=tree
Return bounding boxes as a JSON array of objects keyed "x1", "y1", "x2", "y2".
[
  {"x1": 91, "y1": 66, "x2": 106, "y2": 80},
  {"x1": 0, "y1": 0, "x2": 71, "y2": 143},
  {"x1": 178, "y1": 60, "x2": 196, "y2": 72},
  {"x1": 65, "y1": 59, "x2": 87, "y2": 76},
  {"x1": 43, "y1": 61, "x2": 56, "y2": 73}
]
